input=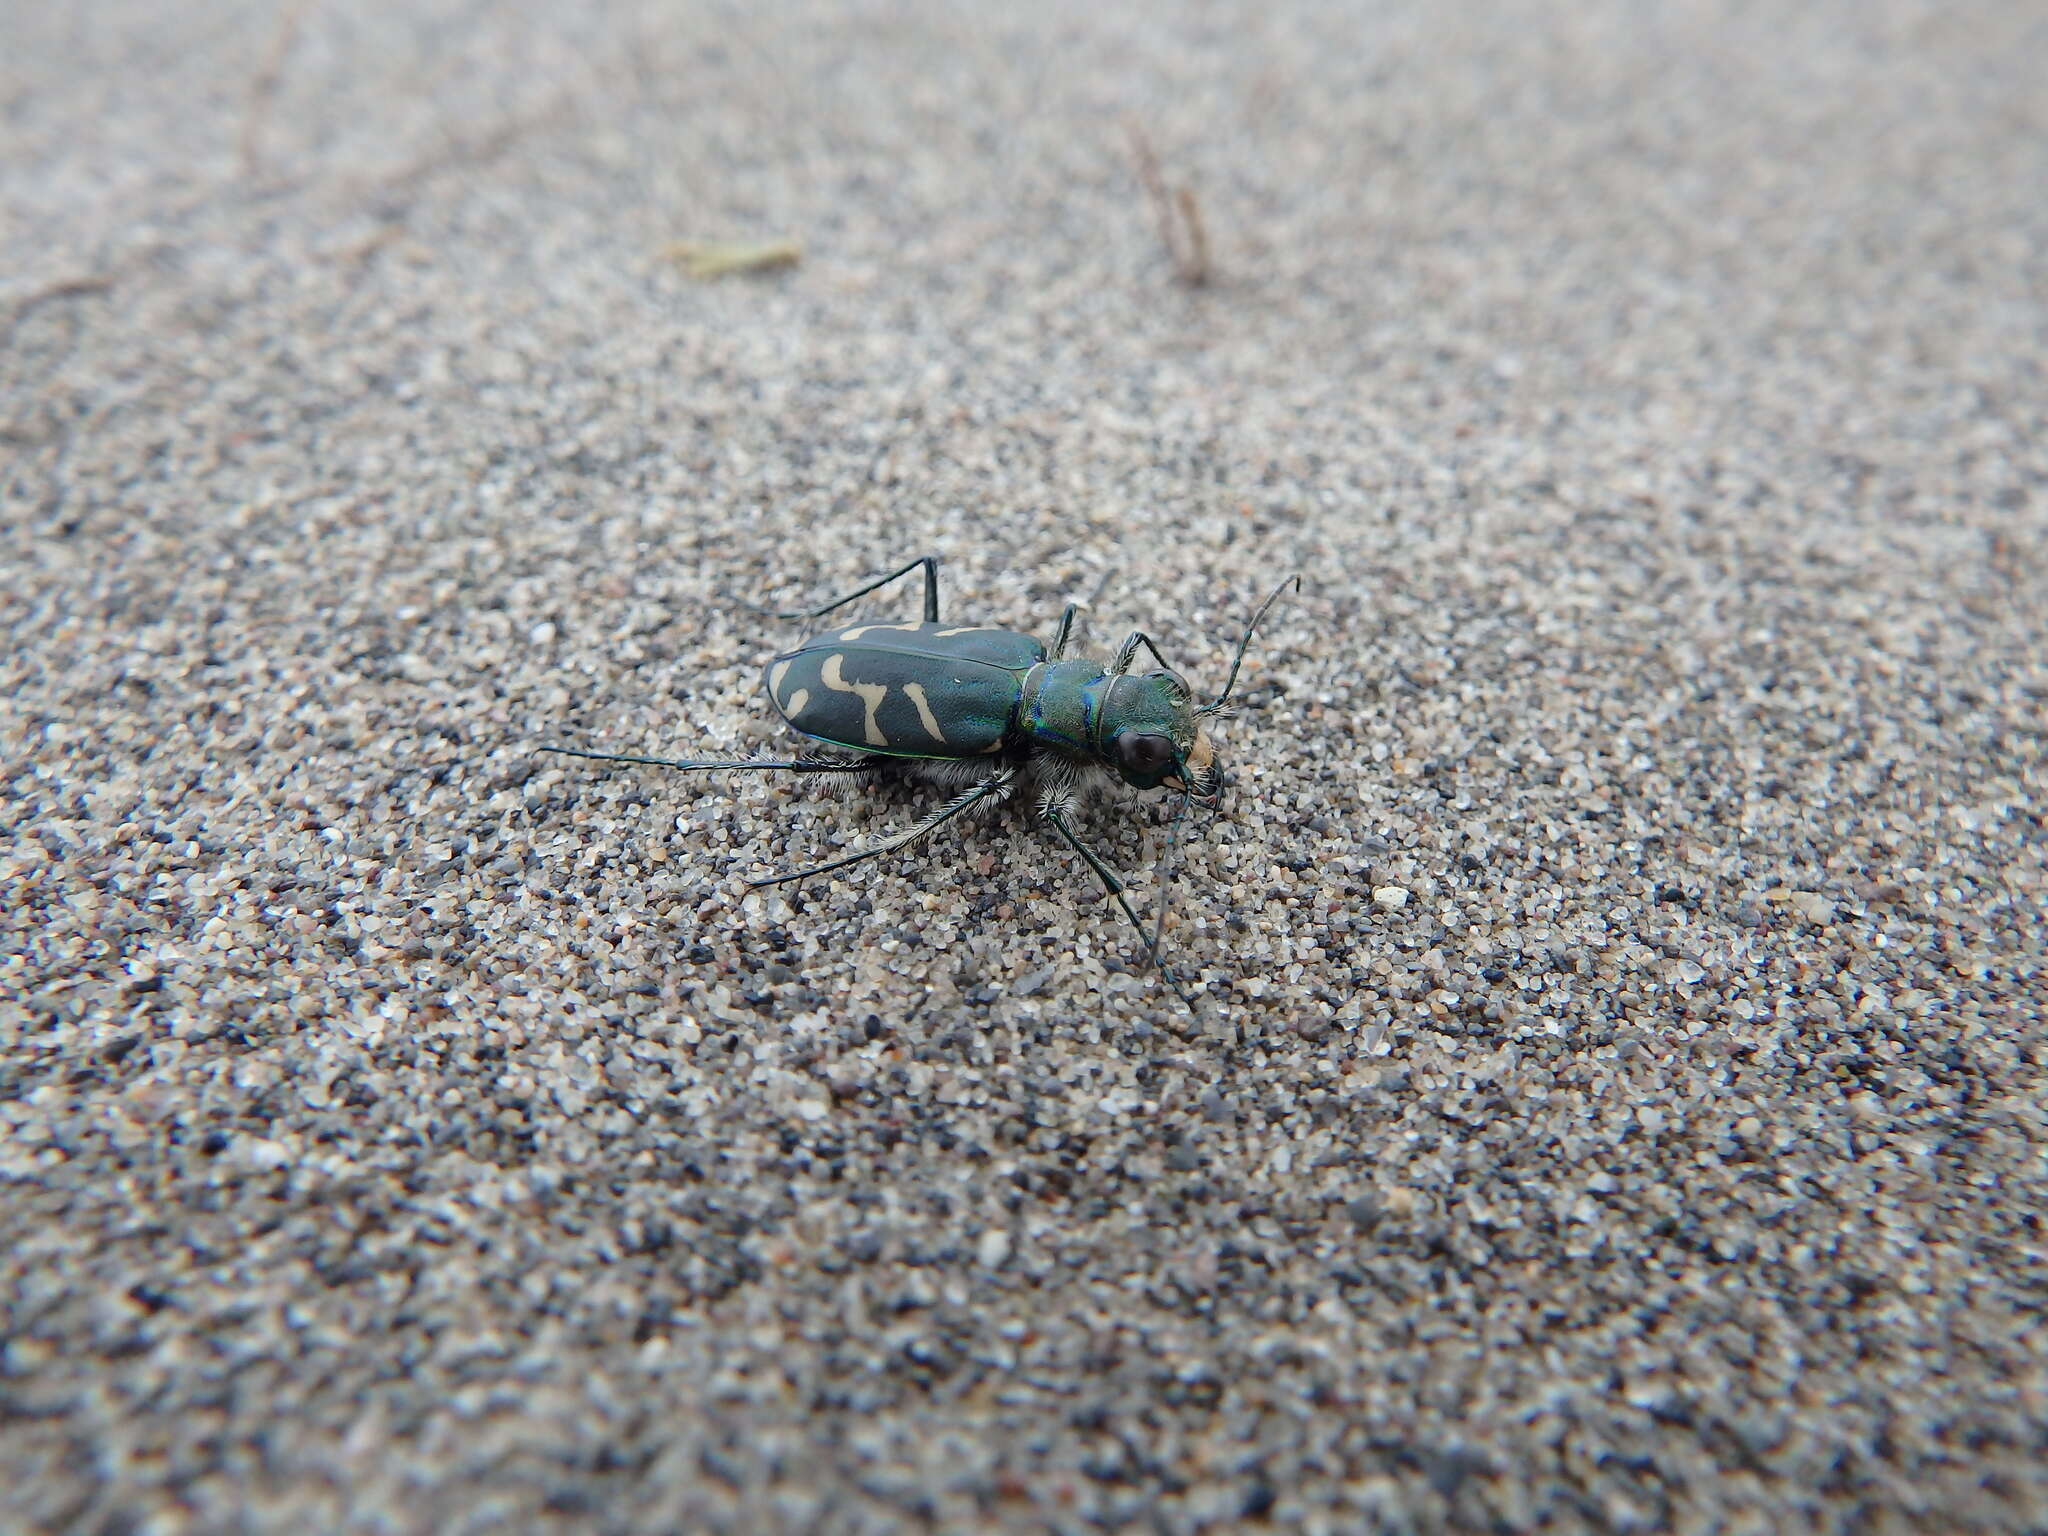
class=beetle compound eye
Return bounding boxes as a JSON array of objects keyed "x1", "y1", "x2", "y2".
[{"x1": 1116, "y1": 730, "x2": 1177, "y2": 775}]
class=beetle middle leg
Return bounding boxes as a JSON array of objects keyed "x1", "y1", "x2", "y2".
[
  {"x1": 748, "y1": 766, "x2": 1015, "y2": 889},
  {"x1": 1050, "y1": 602, "x2": 1083, "y2": 659}
]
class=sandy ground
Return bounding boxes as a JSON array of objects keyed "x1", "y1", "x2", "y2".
[{"x1": 4, "y1": 2, "x2": 2045, "y2": 1531}]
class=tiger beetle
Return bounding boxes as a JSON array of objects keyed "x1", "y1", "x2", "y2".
[{"x1": 539, "y1": 557, "x2": 1297, "y2": 1014}]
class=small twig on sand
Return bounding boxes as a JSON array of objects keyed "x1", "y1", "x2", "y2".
[
  {"x1": 241, "y1": 0, "x2": 310, "y2": 178},
  {"x1": 10, "y1": 274, "x2": 114, "y2": 312},
  {"x1": 1174, "y1": 185, "x2": 1211, "y2": 289},
  {"x1": 663, "y1": 239, "x2": 802, "y2": 280},
  {"x1": 1127, "y1": 122, "x2": 1212, "y2": 287},
  {"x1": 349, "y1": 89, "x2": 578, "y2": 227},
  {"x1": 2, "y1": 274, "x2": 115, "y2": 348}
]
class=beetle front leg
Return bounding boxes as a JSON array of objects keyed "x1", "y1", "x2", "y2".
[
  {"x1": 1039, "y1": 800, "x2": 1204, "y2": 1016},
  {"x1": 1041, "y1": 805, "x2": 1129, "y2": 898},
  {"x1": 1108, "y1": 630, "x2": 1176, "y2": 676},
  {"x1": 1034, "y1": 763, "x2": 1127, "y2": 897}
]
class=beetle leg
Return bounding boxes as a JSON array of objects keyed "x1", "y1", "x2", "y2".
[
  {"x1": 537, "y1": 745, "x2": 873, "y2": 775},
  {"x1": 1040, "y1": 804, "x2": 1204, "y2": 1015},
  {"x1": 1108, "y1": 630, "x2": 1176, "y2": 676},
  {"x1": 1041, "y1": 805, "x2": 1131, "y2": 898},
  {"x1": 777, "y1": 555, "x2": 941, "y2": 624},
  {"x1": 747, "y1": 766, "x2": 1014, "y2": 889},
  {"x1": 1050, "y1": 602, "x2": 1083, "y2": 659}
]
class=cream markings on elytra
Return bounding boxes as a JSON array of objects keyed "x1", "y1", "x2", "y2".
[{"x1": 820, "y1": 653, "x2": 890, "y2": 746}]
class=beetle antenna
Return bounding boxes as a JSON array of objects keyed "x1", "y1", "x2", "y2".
[{"x1": 1197, "y1": 574, "x2": 1300, "y2": 716}]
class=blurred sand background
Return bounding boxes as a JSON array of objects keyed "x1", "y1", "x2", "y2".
[{"x1": 4, "y1": 2, "x2": 2045, "y2": 1530}]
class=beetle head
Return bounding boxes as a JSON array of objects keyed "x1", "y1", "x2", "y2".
[
  {"x1": 1100, "y1": 669, "x2": 1220, "y2": 801},
  {"x1": 1096, "y1": 575, "x2": 1297, "y2": 803}
]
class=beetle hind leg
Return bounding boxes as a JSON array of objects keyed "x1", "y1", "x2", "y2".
[
  {"x1": 537, "y1": 744, "x2": 878, "y2": 776},
  {"x1": 775, "y1": 555, "x2": 941, "y2": 625}
]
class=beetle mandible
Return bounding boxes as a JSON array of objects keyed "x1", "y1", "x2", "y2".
[{"x1": 541, "y1": 557, "x2": 1297, "y2": 1010}]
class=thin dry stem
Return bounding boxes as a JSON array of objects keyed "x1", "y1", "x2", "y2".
[
  {"x1": 1126, "y1": 122, "x2": 1212, "y2": 287},
  {"x1": 664, "y1": 239, "x2": 803, "y2": 280},
  {"x1": 240, "y1": 0, "x2": 310, "y2": 178}
]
